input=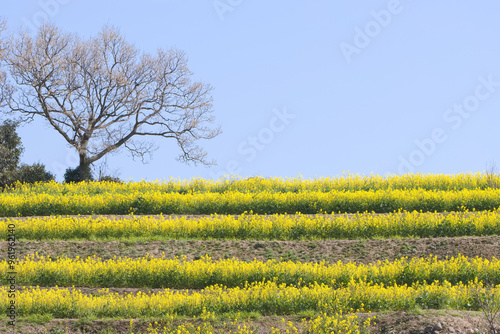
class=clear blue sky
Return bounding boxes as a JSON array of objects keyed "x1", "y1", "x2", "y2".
[{"x1": 2, "y1": 1, "x2": 500, "y2": 181}]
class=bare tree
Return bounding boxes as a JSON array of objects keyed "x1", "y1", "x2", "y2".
[
  {"x1": 485, "y1": 160, "x2": 500, "y2": 189},
  {"x1": 0, "y1": 18, "x2": 10, "y2": 108},
  {"x1": 5, "y1": 23, "x2": 220, "y2": 180}
]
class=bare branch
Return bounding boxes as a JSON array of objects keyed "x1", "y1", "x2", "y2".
[
  {"x1": 0, "y1": 18, "x2": 11, "y2": 109},
  {"x1": 5, "y1": 23, "x2": 220, "y2": 180}
]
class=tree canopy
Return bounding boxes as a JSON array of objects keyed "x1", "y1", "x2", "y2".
[
  {"x1": 0, "y1": 119, "x2": 23, "y2": 186},
  {"x1": 4, "y1": 23, "x2": 220, "y2": 180}
]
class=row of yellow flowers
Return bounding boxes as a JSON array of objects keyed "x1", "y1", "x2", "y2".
[
  {"x1": 132, "y1": 309, "x2": 373, "y2": 334},
  {"x1": 1, "y1": 280, "x2": 497, "y2": 317},
  {"x1": 2, "y1": 210, "x2": 499, "y2": 240},
  {"x1": 2, "y1": 254, "x2": 499, "y2": 289},
  {"x1": 5, "y1": 172, "x2": 500, "y2": 195},
  {"x1": 2, "y1": 188, "x2": 500, "y2": 216}
]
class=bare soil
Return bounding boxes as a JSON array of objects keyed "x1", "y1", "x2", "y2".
[
  {"x1": 2, "y1": 236, "x2": 499, "y2": 264},
  {"x1": 0, "y1": 310, "x2": 497, "y2": 334}
]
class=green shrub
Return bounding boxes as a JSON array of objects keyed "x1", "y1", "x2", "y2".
[
  {"x1": 64, "y1": 165, "x2": 94, "y2": 183},
  {"x1": 14, "y1": 163, "x2": 55, "y2": 184},
  {"x1": 99, "y1": 175, "x2": 122, "y2": 183}
]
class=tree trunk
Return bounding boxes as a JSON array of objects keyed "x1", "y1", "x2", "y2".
[{"x1": 78, "y1": 154, "x2": 92, "y2": 182}]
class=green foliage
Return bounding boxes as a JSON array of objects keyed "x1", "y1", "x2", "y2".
[
  {"x1": 0, "y1": 119, "x2": 23, "y2": 187},
  {"x1": 0, "y1": 120, "x2": 54, "y2": 188},
  {"x1": 25, "y1": 313, "x2": 53, "y2": 324},
  {"x1": 14, "y1": 163, "x2": 55, "y2": 184},
  {"x1": 64, "y1": 165, "x2": 94, "y2": 183},
  {"x1": 64, "y1": 164, "x2": 121, "y2": 183},
  {"x1": 99, "y1": 175, "x2": 122, "y2": 183}
]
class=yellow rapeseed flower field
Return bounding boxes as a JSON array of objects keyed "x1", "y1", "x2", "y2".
[
  {"x1": 2, "y1": 254, "x2": 499, "y2": 289},
  {"x1": 0, "y1": 280, "x2": 498, "y2": 317},
  {"x1": 1, "y1": 210, "x2": 499, "y2": 240},
  {"x1": 1, "y1": 187, "x2": 500, "y2": 216},
  {"x1": 5, "y1": 172, "x2": 500, "y2": 195},
  {"x1": 2, "y1": 173, "x2": 500, "y2": 215},
  {"x1": 3, "y1": 174, "x2": 500, "y2": 333}
]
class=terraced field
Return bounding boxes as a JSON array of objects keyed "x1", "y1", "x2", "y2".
[{"x1": 1, "y1": 174, "x2": 500, "y2": 333}]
